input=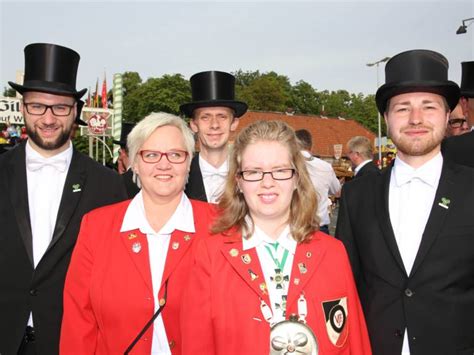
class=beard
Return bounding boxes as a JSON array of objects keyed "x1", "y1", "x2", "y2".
[
  {"x1": 389, "y1": 125, "x2": 444, "y2": 157},
  {"x1": 26, "y1": 120, "x2": 73, "y2": 151}
]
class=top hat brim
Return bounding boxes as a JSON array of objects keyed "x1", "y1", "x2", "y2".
[
  {"x1": 180, "y1": 100, "x2": 248, "y2": 118},
  {"x1": 75, "y1": 118, "x2": 87, "y2": 126},
  {"x1": 376, "y1": 80, "x2": 460, "y2": 114},
  {"x1": 113, "y1": 139, "x2": 126, "y2": 146},
  {"x1": 8, "y1": 81, "x2": 87, "y2": 99},
  {"x1": 461, "y1": 89, "x2": 474, "y2": 98}
]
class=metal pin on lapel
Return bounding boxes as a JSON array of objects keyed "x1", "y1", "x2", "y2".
[{"x1": 132, "y1": 242, "x2": 141, "y2": 253}]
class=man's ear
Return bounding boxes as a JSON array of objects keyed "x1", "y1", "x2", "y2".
[
  {"x1": 189, "y1": 119, "x2": 199, "y2": 133},
  {"x1": 230, "y1": 117, "x2": 240, "y2": 132}
]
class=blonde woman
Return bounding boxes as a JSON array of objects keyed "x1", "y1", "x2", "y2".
[
  {"x1": 181, "y1": 120, "x2": 371, "y2": 355},
  {"x1": 61, "y1": 112, "x2": 213, "y2": 354}
]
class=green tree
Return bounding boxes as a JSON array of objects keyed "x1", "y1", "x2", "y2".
[
  {"x1": 123, "y1": 74, "x2": 190, "y2": 122},
  {"x1": 2, "y1": 87, "x2": 16, "y2": 97},
  {"x1": 239, "y1": 72, "x2": 291, "y2": 112},
  {"x1": 289, "y1": 80, "x2": 321, "y2": 114}
]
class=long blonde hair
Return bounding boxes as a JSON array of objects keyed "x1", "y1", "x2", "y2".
[{"x1": 211, "y1": 120, "x2": 319, "y2": 243}]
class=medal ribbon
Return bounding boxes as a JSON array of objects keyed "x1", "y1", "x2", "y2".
[{"x1": 264, "y1": 242, "x2": 289, "y2": 271}]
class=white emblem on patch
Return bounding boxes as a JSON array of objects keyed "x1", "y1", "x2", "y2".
[{"x1": 322, "y1": 297, "x2": 348, "y2": 347}]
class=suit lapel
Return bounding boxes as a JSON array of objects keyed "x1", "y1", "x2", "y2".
[
  {"x1": 185, "y1": 154, "x2": 208, "y2": 202},
  {"x1": 410, "y1": 162, "x2": 457, "y2": 276},
  {"x1": 8, "y1": 143, "x2": 33, "y2": 265},
  {"x1": 121, "y1": 229, "x2": 153, "y2": 292},
  {"x1": 375, "y1": 166, "x2": 407, "y2": 275},
  {"x1": 286, "y1": 237, "x2": 325, "y2": 307},
  {"x1": 221, "y1": 234, "x2": 271, "y2": 305},
  {"x1": 48, "y1": 150, "x2": 86, "y2": 250},
  {"x1": 160, "y1": 229, "x2": 195, "y2": 290}
]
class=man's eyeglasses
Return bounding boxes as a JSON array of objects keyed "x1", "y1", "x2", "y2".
[
  {"x1": 24, "y1": 102, "x2": 74, "y2": 116},
  {"x1": 238, "y1": 168, "x2": 296, "y2": 182},
  {"x1": 448, "y1": 117, "x2": 468, "y2": 128},
  {"x1": 139, "y1": 150, "x2": 188, "y2": 164}
]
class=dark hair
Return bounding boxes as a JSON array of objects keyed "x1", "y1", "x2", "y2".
[{"x1": 295, "y1": 129, "x2": 312, "y2": 150}]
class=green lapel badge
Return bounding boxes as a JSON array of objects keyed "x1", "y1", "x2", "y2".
[
  {"x1": 438, "y1": 197, "x2": 450, "y2": 209},
  {"x1": 72, "y1": 184, "x2": 81, "y2": 193}
]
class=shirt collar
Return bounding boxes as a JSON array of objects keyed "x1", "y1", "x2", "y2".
[
  {"x1": 354, "y1": 159, "x2": 372, "y2": 174},
  {"x1": 243, "y1": 221, "x2": 297, "y2": 255},
  {"x1": 121, "y1": 191, "x2": 195, "y2": 235},
  {"x1": 25, "y1": 139, "x2": 73, "y2": 166},
  {"x1": 393, "y1": 152, "x2": 443, "y2": 188},
  {"x1": 199, "y1": 154, "x2": 228, "y2": 176}
]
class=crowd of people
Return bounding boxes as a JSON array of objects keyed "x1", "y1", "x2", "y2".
[{"x1": 0, "y1": 42, "x2": 473, "y2": 355}]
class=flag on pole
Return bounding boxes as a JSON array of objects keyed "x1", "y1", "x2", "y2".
[
  {"x1": 94, "y1": 78, "x2": 99, "y2": 108},
  {"x1": 101, "y1": 72, "x2": 108, "y2": 109},
  {"x1": 86, "y1": 87, "x2": 91, "y2": 107}
]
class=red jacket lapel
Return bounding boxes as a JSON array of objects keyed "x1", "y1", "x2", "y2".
[
  {"x1": 220, "y1": 233, "x2": 271, "y2": 305},
  {"x1": 160, "y1": 229, "x2": 194, "y2": 292},
  {"x1": 286, "y1": 233, "x2": 327, "y2": 308},
  {"x1": 120, "y1": 229, "x2": 153, "y2": 293}
]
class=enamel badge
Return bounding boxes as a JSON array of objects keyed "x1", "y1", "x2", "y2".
[
  {"x1": 322, "y1": 297, "x2": 348, "y2": 347},
  {"x1": 132, "y1": 242, "x2": 141, "y2": 253}
]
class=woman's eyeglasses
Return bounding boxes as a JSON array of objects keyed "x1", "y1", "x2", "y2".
[{"x1": 138, "y1": 150, "x2": 188, "y2": 164}]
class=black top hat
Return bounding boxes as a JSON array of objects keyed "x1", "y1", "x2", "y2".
[
  {"x1": 113, "y1": 122, "x2": 136, "y2": 147},
  {"x1": 180, "y1": 71, "x2": 248, "y2": 118},
  {"x1": 375, "y1": 50, "x2": 460, "y2": 114},
  {"x1": 9, "y1": 43, "x2": 87, "y2": 99},
  {"x1": 460, "y1": 61, "x2": 474, "y2": 98},
  {"x1": 75, "y1": 100, "x2": 87, "y2": 126}
]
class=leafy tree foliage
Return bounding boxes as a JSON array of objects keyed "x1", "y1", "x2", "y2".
[
  {"x1": 122, "y1": 73, "x2": 190, "y2": 122},
  {"x1": 2, "y1": 87, "x2": 16, "y2": 97}
]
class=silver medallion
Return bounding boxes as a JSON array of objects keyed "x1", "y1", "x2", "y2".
[{"x1": 270, "y1": 318, "x2": 318, "y2": 355}]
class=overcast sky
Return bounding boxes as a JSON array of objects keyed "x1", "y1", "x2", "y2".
[{"x1": 1, "y1": 0, "x2": 473, "y2": 97}]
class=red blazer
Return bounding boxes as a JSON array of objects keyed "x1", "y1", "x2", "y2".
[
  {"x1": 181, "y1": 230, "x2": 371, "y2": 355},
  {"x1": 60, "y1": 198, "x2": 213, "y2": 355}
]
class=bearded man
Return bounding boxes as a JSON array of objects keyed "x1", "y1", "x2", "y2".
[
  {"x1": 335, "y1": 50, "x2": 474, "y2": 355},
  {"x1": 0, "y1": 43, "x2": 126, "y2": 355}
]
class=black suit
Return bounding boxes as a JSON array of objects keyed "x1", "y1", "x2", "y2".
[
  {"x1": 441, "y1": 130, "x2": 474, "y2": 167},
  {"x1": 354, "y1": 160, "x2": 379, "y2": 179},
  {"x1": 336, "y1": 160, "x2": 474, "y2": 355},
  {"x1": 121, "y1": 168, "x2": 140, "y2": 198},
  {"x1": 184, "y1": 153, "x2": 208, "y2": 202},
  {"x1": 0, "y1": 142, "x2": 127, "y2": 355}
]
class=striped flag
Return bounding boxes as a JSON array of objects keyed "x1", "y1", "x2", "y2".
[
  {"x1": 101, "y1": 72, "x2": 108, "y2": 109},
  {"x1": 94, "y1": 78, "x2": 99, "y2": 108}
]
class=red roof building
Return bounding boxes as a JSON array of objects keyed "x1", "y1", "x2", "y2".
[{"x1": 232, "y1": 111, "x2": 377, "y2": 159}]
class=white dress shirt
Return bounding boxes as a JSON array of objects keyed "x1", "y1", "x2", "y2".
[
  {"x1": 121, "y1": 191, "x2": 195, "y2": 355},
  {"x1": 26, "y1": 140, "x2": 72, "y2": 326},
  {"x1": 243, "y1": 223, "x2": 296, "y2": 324},
  {"x1": 388, "y1": 153, "x2": 443, "y2": 355},
  {"x1": 302, "y1": 151, "x2": 341, "y2": 226},
  {"x1": 199, "y1": 155, "x2": 228, "y2": 203}
]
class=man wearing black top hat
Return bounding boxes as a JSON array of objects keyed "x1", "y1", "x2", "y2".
[
  {"x1": 336, "y1": 50, "x2": 474, "y2": 355},
  {"x1": 113, "y1": 121, "x2": 140, "y2": 198},
  {"x1": 442, "y1": 61, "x2": 474, "y2": 167},
  {"x1": 180, "y1": 71, "x2": 247, "y2": 203},
  {"x1": 0, "y1": 43, "x2": 127, "y2": 355}
]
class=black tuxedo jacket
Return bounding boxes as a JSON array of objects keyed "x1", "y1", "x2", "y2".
[
  {"x1": 354, "y1": 161, "x2": 380, "y2": 179},
  {"x1": 0, "y1": 142, "x2": 127, "y2": 355},
  {"x1": 184, "y1": 153, "x2": 208, "y2": 202},
  {"x1": 122, "y1": 168, "x2": 140, "y2": 198},
  {"x1": 336, "y1": 161, "x2": 474, "y2": 355},
  {"x1": 442, "y1": 130, "x2": 474, "y2": 168}
]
